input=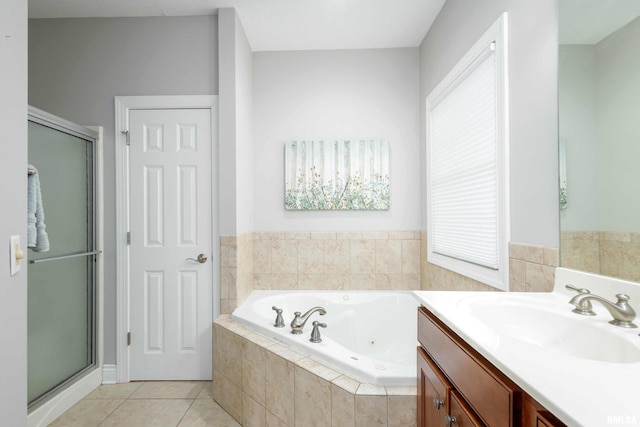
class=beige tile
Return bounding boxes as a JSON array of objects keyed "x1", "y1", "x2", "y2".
[
  {"x1": 265, "y1": 352, "x2": 295, "y2": 426},
  {"x1": 294, "y1": 366, "x2": 331, "y2": 427},
  {"x1": 129, "y1": 381, "x2": 205, "y2": 399},
  {"x1": 324, "y1": 273, "x2": 351, "y2": 290},
  {"x1": 220, "y1": 267, "x2": 237, "y2": 299},
  {"x1": 385, "y1": 386, "x2": 416, "y2": 396},
  {"x1": 332, "y1": 375, "x2": 360, "y2": 394},
  {"x1": 197, "y1": 381, "x2": 213, "y2": 400},
  {"x1": 266, "y1": 411, "x2": 289, "y2": 427},
  {"x1": 375, "y1": 273, "x2": 402, "y2": 290},
  {"x1": 509, "y1": 242, "x2": 544, "y2": 264},
  {"x1": 619, "y1": 242, "x2": 640, "y2": 282},
  {"x1": 49, "y1": 398, "x2": 123, "y2": 427},
  {"x1": 221, "y1": 235, "x2": 237, "y2": 246},
  {"x1": 84, "y1": 382, "x2": 142, "y2": 399},
  {"x1": 337, "y1": 232, "x2": 363, "y2": 240},
  {"x1": 600, "y1": 231, "x2": 631, "y2": 242},
  {"x1": 331, "y1": 383, "x2": 355, "y2": 427},
  {"x1": 356, "y1": 384, "x2": 386, "y2": 396},
  {"x1": 376, "y1": 240, "x2": 402, "y2": 274},
  {"x1": 389, "y1": 231, "x2": 418, "y2": 240},
  {"x1": 242, "y1": 339, "x2": 266, "y2": 405},
  {"x1": 350, "y1": 240, "x2": 376, "y2": 274},
  {"x1": 509, "y1": 259, "x2": 526, "y2": 292},
  {"x1": 298, "y1": 273, "x2": 324, "y2": 290},
  {"x1": 363, "y1": 231, "x2": 388, "y2": 240},
  {"x1": 220, "y1": 245, "x2": 232, "y2": 268},
  {"x1": 401, "y1": 274, "x2": 421, "y2": 290},
  {"x1": 260, "y1": 232, "x2": 285, "y2": 240},
  {"x1": 243, "y1": 394, "x2": 266, "y2": 427},
  {"x1": 525, "y1": 263, "x2": 555, "y2": 292},
  {"x1": 178, "y1": 398, "x2": 241, "y2": 427},
  {"x1": 543, "y1": 246, "x2": 559, "y2": 267},
  {"x1": 267, "y1": 344, "x2": 306, "y2": 363},
  {"x1": 100, "y1": 399, "x2": 191, "y2": 427},
  {"x1": 254, "y1": 240, "x2": 272, "y2": 273},
  {"x1": 388, "y1": 395, "x2": 417, "y2": 427},
  {"x1": 222, "y1": 329, "x2": 243, "y2": 386},
  {"x1": 298, "y1": 240, "x2": 324, "y2": 274},
  {"x1": 324, "y1": 240, "x2": 350, "y2": 274},
  {"x1": 355, "y1": 395, "x2": 387, "y2": 427},
  {"x1": 272, "y1": 240, "x2": 298, "y2": 274},
  {"x1": 254, "y1": 273, "x2": 274, "y2": 290},
  {"x1": 284, "y1": 231, "x2": 310, "y2": 240},
  {"x1": 311, "y1": 232, "x2": 337, "y2": 240},
  {"x1": 272, "y1": 273, "x2": 298, "y2": 290},
  {"x1": 296, "y1": 358, "x2": 341, "y2": 382},
  {"x1": 213, "y1": 374, "x2": 243, "y2": 423},
  {"x1": 350, "y1": 274, "x2": 376, "y2": 290},
  {"x1": 401, "y1": 240, "x2": 421, "y2": 274}
]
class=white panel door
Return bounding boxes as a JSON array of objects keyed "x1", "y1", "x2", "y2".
[{"x1": 129, "y1": 108, "x2": 213, "y2": 380}]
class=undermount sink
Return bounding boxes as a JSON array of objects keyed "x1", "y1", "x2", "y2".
[{"x1": 462, "y1": 297, "x2": 640, "y2": 364}]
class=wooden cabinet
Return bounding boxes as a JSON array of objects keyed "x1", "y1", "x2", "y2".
[{"x1": 417, "y1": 306, "x2": 566, "y2": 427}]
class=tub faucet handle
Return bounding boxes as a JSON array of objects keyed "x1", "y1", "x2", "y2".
[
  {"x1": 272, "y1": 306, "x2": 285, "y2": 328},
  {"x1": 309, "y1": 321, "x2": 327, "y2": 343}
]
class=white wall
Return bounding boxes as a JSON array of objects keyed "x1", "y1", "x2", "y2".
[
  {"x1": 558, "y1": 46, "x2": 599, "y2": 231},
  {"x1": 29, "y1": 16, "x2": 218, "y2": 365},
  {"x1": 0, "y1": 0, "x2": 28, "y2": 423},
  {"x1": 420, "y1": 0, "x2": 559, "y2": 246},
  {"x1": 252, "y1": 48, "x2": 421, "y2": 231}
]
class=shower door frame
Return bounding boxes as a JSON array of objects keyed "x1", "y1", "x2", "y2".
[{"x1": 26, "y1": 106, "x2": 104, "y2": 425}]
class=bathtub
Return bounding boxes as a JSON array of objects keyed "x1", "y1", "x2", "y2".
[{"x1": 231, "y1": 290, "x2": 420, "y2": 386}]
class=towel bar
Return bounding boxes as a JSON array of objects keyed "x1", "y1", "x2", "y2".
[{"x1": 28, "y1": 168, "x2": 37, "y2": 175}]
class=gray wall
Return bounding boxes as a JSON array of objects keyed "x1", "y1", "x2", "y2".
[
  {"x1": 218, "y1": 8, "x2": 254, "y2": 236},
  {"x1": 420, "y1": 0, "x2": 559, "y2": 246},
  {"x1": 0, "y1": 0, "x2": 28, "y2": 423},
  {"x1": 29, "y1": 16, "x2": 219, "y2": 364},
  {"x1": 252, "y1": 48, "x2": 421, "y2": 232}
]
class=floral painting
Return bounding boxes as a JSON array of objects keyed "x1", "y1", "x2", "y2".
[{"x1": 284, "y1": 140, "x2": 390, "y2": 210}]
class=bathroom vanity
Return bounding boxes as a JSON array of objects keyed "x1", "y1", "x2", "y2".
[
  {"x1": 415, "y1": 268, "x2": 640, "y2": 426},
  {"x1": 417, "y1": 305, "x2": 563, "y2": 426}
]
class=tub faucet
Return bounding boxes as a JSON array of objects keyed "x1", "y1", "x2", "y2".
[
  {"x1": 569, "y1": 292, "x2": 637, "y2": 328},
  {"x1": 290, "y1": 306, "x2": 326, "y2": 334}
]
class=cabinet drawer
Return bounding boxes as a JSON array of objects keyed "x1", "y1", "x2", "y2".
[
  {"x1": 418, "y1": 307, "x2": 515, "y2": 427},
  {"x1": 449, "y1": 390, "x2": 484, "y2": 427}
]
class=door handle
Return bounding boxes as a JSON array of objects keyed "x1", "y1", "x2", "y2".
[{"x1": 186, "y1": 254, "x2": 208, "y2": 264}]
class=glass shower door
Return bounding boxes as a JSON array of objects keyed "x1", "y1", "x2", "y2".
[{"x1": 27, "y1": 112, "x2": 97, "y2": 408}]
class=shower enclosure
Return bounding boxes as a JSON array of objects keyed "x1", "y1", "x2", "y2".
[{"x1": 27, "y1": 107, "x2": 99, "y2": 410}]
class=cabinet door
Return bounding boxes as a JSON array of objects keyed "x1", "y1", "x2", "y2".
[
  {"x1": 418, "y1": 347, "x2": 449, "y2": 427},
  {"x1": 447, "y1": 391, "x2": 484, "y2": 427}
]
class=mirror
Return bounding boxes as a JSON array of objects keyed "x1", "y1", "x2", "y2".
[{"x1": 558, "y1": 0, "x2": 640, "y2": 282}]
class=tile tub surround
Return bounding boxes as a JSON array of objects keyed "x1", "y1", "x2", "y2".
[
  {"x1": 213, "y1": 315, "x2": 417, "y2": 427},
  {"x1": 220, "y1": 231, "x2": 422, "y2": 314},
  {"x1": 221, "y1": 231, "x2": 559, "y2": 315},
  {"x1": 561, "y1": 230, "x2": 640, "y2": 282}
]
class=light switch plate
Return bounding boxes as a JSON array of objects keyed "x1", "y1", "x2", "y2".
[{"x1": 10, "y1": 235, "x2": 21, "y2": 276}]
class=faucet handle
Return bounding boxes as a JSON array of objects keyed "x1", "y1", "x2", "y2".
[
  {"x1": 616, "y1": 293, "x2": 630, "y2": 303},
  {"x1": 272, "y1": 306, "x2": 285, "y2": 328},
  {"x1": 566, "y1": 284, "x2": 590, "y2": 294},
  {"x1": 309, "y1": 321, "x2": 327, "y2": 343}
]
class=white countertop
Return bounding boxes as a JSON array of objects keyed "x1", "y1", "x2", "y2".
[{"x1": 414, "y1": 268, "x2": 640, "y2": 427}]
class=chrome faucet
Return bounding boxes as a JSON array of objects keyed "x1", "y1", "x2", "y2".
[
  {"x1": 569, "y1": 292, "x2": 637, "y2": 328},
  {"x1": 290, "y1": 306, "x2": 326, "y2": 334}
]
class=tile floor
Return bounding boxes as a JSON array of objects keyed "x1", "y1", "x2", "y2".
[{"x1": 49, "y1": 381, "x2": 240, "y2": 427}]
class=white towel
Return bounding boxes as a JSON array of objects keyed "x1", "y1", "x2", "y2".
[{"x1": 27, "y1": 165, "x2": 50, "y2": 252}]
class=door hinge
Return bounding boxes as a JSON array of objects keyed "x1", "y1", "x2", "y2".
[
  {"x1": 121, "y1": 130, "x2": 130, "y2": 145},
  {"x1": 127, "y1": 231, "x2": 131, "y2": 245},
  {"x1": 127, "y1": 332, "x2": 131, "y2": 346}
]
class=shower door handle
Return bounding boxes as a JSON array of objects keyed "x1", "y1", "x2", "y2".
[{"x1": 186, "y1": 254, "x2": 208, "y2": 264}]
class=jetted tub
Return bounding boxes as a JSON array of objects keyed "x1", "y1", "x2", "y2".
[{"x1": 231, "y1": 290, "x2": 419, "y2": 386}]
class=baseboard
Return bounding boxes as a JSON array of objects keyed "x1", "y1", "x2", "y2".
[
  {"x1": 102, "y1": 364, "x2": 117, "y2": 384},
  {"x1": 27, "y1": 366, "x2": 102, "y2": 427}
]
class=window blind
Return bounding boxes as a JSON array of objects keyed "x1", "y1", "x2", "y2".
[{"x1": 429, "y1": 49, "x2": 499, "y2": 269}]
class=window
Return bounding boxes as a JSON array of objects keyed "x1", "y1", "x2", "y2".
[{"x1": 426, "y1": 13, "x2": 509, "y2": 290}]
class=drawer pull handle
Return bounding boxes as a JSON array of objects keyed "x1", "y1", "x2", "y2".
[
  {"x1": 432, "y1": 396, "x2": 444, "y2": 410},
  {"x1": 445, "y1": 414, "x2": 458, "y2": 426}
]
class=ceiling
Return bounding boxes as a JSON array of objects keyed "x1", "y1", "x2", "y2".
[
  {"x1": 559, "y1": 0, "x2": 640, "y2": 44},
  {"x1": 28, "y1": 0, "x2": 447, "y2": 52}
]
